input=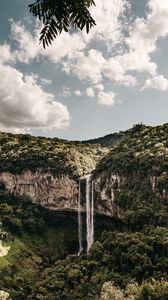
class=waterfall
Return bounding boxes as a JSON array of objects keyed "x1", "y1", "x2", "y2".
[
  {"x1": 78, "y1": 178, "x2": 83, "y2": 256},
  {"x1": 86, "y1": 175, "x2": 91, "y2": 252},
  {"x1": 77, "y1": 174, "x2": 94, "y2": 254},
  {"x1": 86, "y1": 175, "x2": 94, "y2": 253},
  {"x1": 91, "y1": 180, "x2": 94, "y2": 247}
]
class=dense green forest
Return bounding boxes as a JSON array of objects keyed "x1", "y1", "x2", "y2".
[
  {"x1": 0, "y1": 124, "x2": 168, "y2": 299},
  {"x1": 94, "y1": 123, "x2": 168, "y2": 176},
  {"x1": 0, "y1": 131, "x2": 108, "y2": 177}
]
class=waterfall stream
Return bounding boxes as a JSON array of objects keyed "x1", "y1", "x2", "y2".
[
  {"x1": 91, "y1": 180, "x2": 94, "y2": 247},
  {"x1": 78, "y1": 175, "x2": 94, "y2": 254},
  {"x1": 86, "y1": 175, "x2": 91, "y2": 252},
  {"x1": 78, "y1": 178, "x2": 83, "y2": 256}
]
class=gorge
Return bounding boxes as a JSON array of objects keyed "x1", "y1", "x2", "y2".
[{"x1": 0, "y1": 123, "x2": 168, "y2": 299}]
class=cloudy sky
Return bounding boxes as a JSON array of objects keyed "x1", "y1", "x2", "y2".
[{"x1": 0, "y1": 0, "x2": 168, "y2": 140}]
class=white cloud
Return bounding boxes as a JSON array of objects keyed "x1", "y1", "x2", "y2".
[
  {"x1": 102, "y1": 57, "x2": 137, "y2": 86},
  {"x1": 8, "y1": 2, "x2": 129, "y2": 85},
  {"x1": 0, "y1": 64, "x2": 69, "y2": 133},
  {"x1": 3, "y1": 3, "x2": 142, "y2": 91},
  {"x1": 2, "y1": 0, "x2": 168, "y2": 116},
  {"x1": 56, "y1": 0, "x2": 168, "y2": 88},
  {"x1": 0, "y1": 44, "x2": 15, "y2": 64},
  {"x1": 10, "y1": 21, "x2": 40, "y2": 63},
  {"x1": 10, "y1": 0, "x2": 129, "y2": 63},
  {"x1": 68, "y1": 49, "x2": 105, "y2": 84},
  {"x1": 74, "y1": 90, "x2": 82, "y2": 96},
  {"x1": 40, "y1": 78, "x2": 52, "y2": 85},
  {"x1": 120, "y1": 0, "x2": 168, "y2": 76},
  {"x1": 98, "y1": 91, "x2": 117, "y2": 106},
  {"x1": 88, "y1": 0, "x2": 129, "y2": 47},
  {"x1": 116, "y1": 51, "x2": 157, "y2": 76},
  {"x1": 94, "y1": 84, "x2": 104, "y2": 91},
  {"x1": 10, "y1": 20, "x2": 86, "y2": 64},
  {"x1": 45, "y1": 33, "x2": 86, "y2": 64},
  {"x1": 86, "y1": 87, "x2": 95, "y2": 98},
  {"x1": 143, "y1": 75, "x2": 168, "y2": 90}
]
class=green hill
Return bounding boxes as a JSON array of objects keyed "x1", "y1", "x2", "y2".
[
  {"x1": 0, "y1": 131, "x2": 108, "y2": 177},
  {"x1": 0, "y1": 124, "x2": 168, "y2": 299},
  {"x1": 94, "y1": 123, "x2": 168, "y2": 176},
  {"x1": 83, "y1": 129, "x2": 128, "y2": 147}
]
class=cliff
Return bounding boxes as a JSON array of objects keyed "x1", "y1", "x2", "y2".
[
  {"x1": 0, "y1": 124, "x2": 167, "y2": 218},
  {"x1": 0, "y1": 131, "x2": 108, "y2": 177},
  {"x1": 0, "y1": 171, "x2": 121, "y2": 217},
  {"x1": 0, "y1": 131, "x2": 110, "y2": 215},
  {"x1": 0, "y1": 171, "x2": 78, "y2": 211},
  {"x1": 92, "y1": 124, "x2": 168, "y2": 226},
  {"x1": 0, "y1": 124, "x2": 168, "y2": 300}
]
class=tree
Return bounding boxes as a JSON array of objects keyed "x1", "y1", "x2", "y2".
[
  {"x1": 29, "y1": 0, "x2": 96, "y2": 48},
  {"x1": 100, "y1": 282, "x2": 124, "y2": 300},
  {"x1": 0, "y1": 290, "x2": 11, "y2": 300}
]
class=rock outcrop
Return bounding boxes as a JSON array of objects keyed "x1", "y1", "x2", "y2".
[
  {"x1": 0, "y1": 170, "x2": 122, "y2": 217},
  {"x1": 0, "y1": 124, "x2": 167, "y2": 218},
  {"x1": 0, "y1": 171, "x2": 78, "y2": 211},
  {"x1": 0, "y1": 167, "x2": 167, "y2": 218},
  {"x1": 93, "y1": 171, "x2": 124, "y2": 217}
]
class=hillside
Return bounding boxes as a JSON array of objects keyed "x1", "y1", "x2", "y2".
[
  {"x1": 83, "y1": 129, "x2": 128, "y2": 147},
  {"x1": 94, "y1": 123, "x2": 168, "y2": 176},
  {"x1": 93, "y1": 123, "x2": 168, "y2": 229},
  {"x1": 0, "y1": 124, "x2": 168, "y2": 299},
  {"x1": 0, "y1": 132, "x2": 108, "y2": 178}
]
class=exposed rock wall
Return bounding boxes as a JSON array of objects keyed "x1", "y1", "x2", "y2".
[
  {"x1": 0, "y1": 171, "x2": 78, "y2": 211},
  {"x1": 0, "y1": 170, "x2": 122, "y2": 217},
  {"x1": 93, "y1": 171, "x2": 125, "y2": 217},
  {"x1": 93, "y1": 171, "x2": 167, "y2": 216},
  {"x1": 1, "y1": 169, "x2": 165, "y2": 217}
]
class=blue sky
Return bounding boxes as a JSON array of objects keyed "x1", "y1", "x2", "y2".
[{"x1": 0, "y1": 0, "x2": 168, "y2": 140}]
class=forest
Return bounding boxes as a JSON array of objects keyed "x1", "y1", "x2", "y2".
[{"x1": 0, "y1": 124, "x2": 168, "y2": 299}]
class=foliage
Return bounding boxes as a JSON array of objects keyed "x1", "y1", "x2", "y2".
[
  {"x1": 83, "y1": 130, "x2": 128, "y2": 148},
  {"x1": 137, "y1": 279, "x2": 168, "y2": 299},
  {"x1": 0, "y1": 290, "x2": 10, "y2": 300},
  {"x1": 29, "y1": 0, "x2": 96, "y2": 48},
  {"x1": 93, "y1": 124, "x2": 168, "y2": 230},
  {"x1": 95, "y1": 123, "x2": 168, "y2": 177},
  {"x1": 22, "y1": 227, "x2": 168, "y2": 299},
  {"x1": 100, "y1": 281, "x2": 124, "y2": 300},
  {"x1": 0, "y1": 131, "x2": 108, "y2": 177},
  {"x1": 0, "y1": 187, "x2": 117, "y2": 299},
  {"x1": 0, "y1": 124, "x2": 168, "y2": 298},
  {"x1": 0, "y1": 185, "x2": 80, "y2": 299},
  {"x1": 100, "y1": 279, "x2": 168, "y2": 300}
]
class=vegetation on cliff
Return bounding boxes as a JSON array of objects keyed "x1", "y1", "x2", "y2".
[
  {"x1": 84, "y1": 129, "x2": 128, "y2": 148},
  {"x1": 93, "y1": 124, "x2": 168, "y2": 230},
  {"x1": 1, "y1": 192, "x2": 168, "y2": 300},
  {"x1": 0, "y1": 124, "x2": 168, "y2": 299},
  {"x1": 0, "y1": 183, "x2": 79, "y2": 299},
  {"x1": 100, "y1": 279, "x2": 168, "y2": 300},
  {"x1": 0, "y1": 132, "x2": 108, "y2": 177},
  {"x1": 94, "y1": 123, "x2": 168, "y2": 176}
]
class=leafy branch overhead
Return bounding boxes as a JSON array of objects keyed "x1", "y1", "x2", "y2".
[{"x1": 29, "y1": 0, "x2": 96, "y2": 48}]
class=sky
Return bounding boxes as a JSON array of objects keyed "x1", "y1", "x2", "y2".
[{"x1": 0, "y1": 0, "x2": 168, "y2": 140}]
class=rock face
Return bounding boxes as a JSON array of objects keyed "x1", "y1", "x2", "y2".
[
  {"x1": 0, "y1": 171, "x2": 78, "y2": 211},
  {"x1": 93, "y1": 171, "x2": 167, "y2": 216},
  {"x1": 93, "y1": 171, "x2": 124, "y2": 217},
  {"x1": 0, "y1": 168, "x2": 167, "y2": 218},
  {"x1": 78, "y1": 175, "x2": 121, "y2": 218},
  {"x1": 0, "y1": 170, "x2": 122, "y2": 217}
]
